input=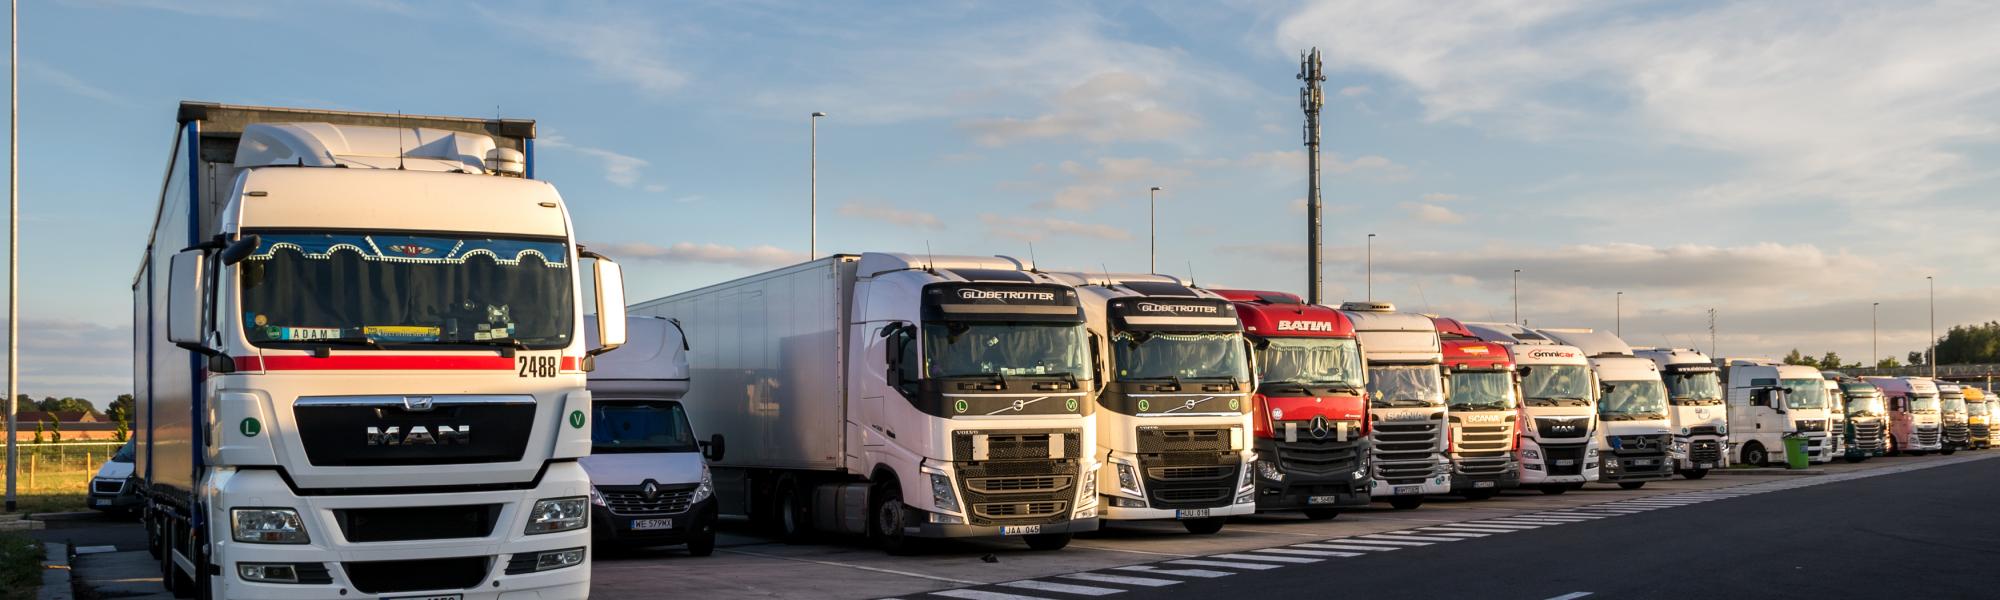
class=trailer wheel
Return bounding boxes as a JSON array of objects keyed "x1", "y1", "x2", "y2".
[
  {"x1": 1538, "y1": 485, "x2": 1568, "y2": 496},
  {"x1": 1024, "y1": 533, "x2": 1072, "y2": 550},
  {"x1": 869, "y1": 479, "x2": 921, "y2": 555},
  {"x1": 1302, "y1": 508, "x2": 1341, "y2": 521},
  {"x1": 1618, "y1": 482, "x2": 1646, "y2": 490},
  {"x1": 1388, "y1": 496, "x2": 1423, "y2": 510},
  {"x1": 1680, "y1": 468, "x2": 1709, "y2": 480},
  {"x1": 146, "y1": 510, "x2": 163, "y2": 560},
  {"x1": 1741, "y1": 442, "x2": 1769, "y2": 467},
  {"x1": 775, "y1": 479, "x2": 812, "y2": 543}
]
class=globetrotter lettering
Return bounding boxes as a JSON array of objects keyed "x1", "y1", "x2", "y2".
[
  {"x1": 1135, "y1": 302, "x2": 1219, "y2": 314},
  {"x1": 1276, "y1": 320, "x2": 1335, "y2": 332},
  {"x1": 957, "y1": 288, "x2": 1056, "y2": 302}
]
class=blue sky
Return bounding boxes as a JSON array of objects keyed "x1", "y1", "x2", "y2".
[{"x1": 6, "y1": 0, "x2": 1999, "y2": 401}]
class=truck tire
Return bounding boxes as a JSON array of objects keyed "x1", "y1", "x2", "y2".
[
  {"x1": 1302, "y1": 508, "x2": 1341, "y2": 521},
  {"x1": 686, "y1": 520, "x2": 717, "y2": 557},
  {"x1": 776, "y1": 480, "x2": 812, "y2": 544},
  {"x1": 1887, "y1": 436, "x2": 1901, "y2": 456},
  {"x1": 1618, "y1": 482, "x2": 1646, "y2": 490},
  {"x1": 1680, "y1": 468, "x2": 1709, "y2": 480},
  {"x1": 1843, "y1": 454, "x2": 1867, "y2": 463},
  {"x1": 1388, "y1": 496, "x2": 1423, "y2": 510},
  {"x1": 1941, "y1": 446, "x2": 1957, "y2": 456},
  {"x1": 159, "y1": 521, "x2": 184, "y2": 597},
  {"x1": 870, "y1": 479, "x2": 922, "y2": 555},
  {"x1": 1024, "y1": 533, "x2": 1072, "y2": 550},
  {"x1": 1182, "y1": 517, "x2": 1226, "y2": 535},
  {"x1": 1538, "y1": 485, "x2": 1568, "y2": 496},
  {"x1": 1741, "y1": 442, "x2": 1769, "y2": 467}
]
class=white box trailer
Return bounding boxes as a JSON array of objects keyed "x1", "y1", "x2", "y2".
[{"x1": 630, "y1": 253, "x2": 1100, "y2": 552}]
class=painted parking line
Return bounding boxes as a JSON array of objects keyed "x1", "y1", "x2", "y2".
[
  {"x1": 1357, "y1": 533, "x2": 1464, "y2": 542},
  {"x1": 1349, "y1": 536, "x2": 1437, "y2": 546},
  {"x1": 931, "y1": 589, "x2": 1052, "y2": 600},
  {"x1": 1294, "y1": 542, "x2": 1399, "y2": 552},
  {"x1": 1253, "y1": 547, "x2": 1360, "y2": 557},
  {"x1": 1165, "y1": 559, "x2": 1281, "y2": 570},
  {"x1": 1059, "y1": 573, "x2": 1182, "y2": 588},
  {"x1": 1419, "y1": 526, "x2": 1523, "y2": 533},
  {"x1": 1208, "y1": 553, "x2": 1324, "y2": 564},
  {"x1": 1111, "y1": 565, "x2": 1234, "y2": 578},
  {"x1": 996, "y1": 580, "x2": 1126, "y2": 597},
  {"x1": 1405, "y1": 530, "x2": 1489, "y2": 538}
]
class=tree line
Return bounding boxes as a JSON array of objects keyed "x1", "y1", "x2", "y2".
[
  {"x1": 9, "y1": 393, "x2": 136, "y2": 443},
  {"x1": 1783, "y1": 321, "x2": 2000, "y2": 371}
]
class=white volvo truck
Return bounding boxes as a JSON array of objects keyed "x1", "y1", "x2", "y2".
[
  {"x1": 1635, "y1": 348, "x2": 1729, "y2": 478},
  {"x1": 1047, "y1": 273, "x2": 1256, "y2": 534},
  {"x1": 1465, "y1": 323, "x2": 1601, "y2": 494},
  {"x1": 134, "y1": 102, "x2": 625, "y2": 599},
  {"x1": 1537, "y1": 329, "x2": 1673, "y2": 489},
  {"x1": 630, "y1": 254, "x2": 1099, "y2": 552},
  {"x1": 1339, "y1": 302, "x2": 1449, "y2": 510},
  {"x1": 1719, "y1": 359, "x2": 1832, "y2": 466}
]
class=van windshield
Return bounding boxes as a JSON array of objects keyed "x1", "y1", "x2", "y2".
[
  {"x1": 113, "y1": 439, "x2": 136, "y2": 463},
  {"x1": 592, "y1": 401, "x2": 698, "y2": 453}
]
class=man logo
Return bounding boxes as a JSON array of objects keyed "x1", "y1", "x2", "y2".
[
  {"x1": 1309, "y1": 415, "x2": 1332, "y2": 440},
  {"x1": 1275, "y1": 321, "x2": 1335, "y2": 332},
  {"x1": 365, "y1": 425, "x2": 470, "y2": 446}
]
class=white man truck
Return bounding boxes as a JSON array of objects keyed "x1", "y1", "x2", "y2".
[
  {"x1": 630, "y1": 254, "x2": 1098, "y2": 552},
  {"x1": 1537, "y1": 329, "x2": 1673, "y2": 489},
  {"x1": 1339, "y1": 302, "x2": 1449, "y2": 510},
  {"x1": 1465, "y1": 323, "x2": 1600, "y2": 495},
  {"x1": 134, "y1": 102, "x2": 628, "y2": 599},
  {"x1": 1635, "y1": 348, "x2": 1729, "y2": 479},
  {"x1": 1047, "y1": 273, "x2": 1255, "y2": 534},
  {"x1": 1718, "y1": 359, "x2": 1832, "y2": 466}
]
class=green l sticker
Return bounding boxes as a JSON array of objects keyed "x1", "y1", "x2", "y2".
[
  {"x1": 239, "y1": 418, "x2": 261, "y2": 437},
  {"x1": 954, "y1": 399, "x2": 969, "y2": 414},
  {"x1": 568, "y1": 410, "x2": 586, "y2": 429}
]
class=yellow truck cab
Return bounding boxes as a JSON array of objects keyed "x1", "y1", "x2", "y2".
[{"x1": 1966, "y1": 387, "x2": 1992, "y2": 450}]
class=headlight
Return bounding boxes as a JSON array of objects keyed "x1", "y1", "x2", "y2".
[
  {"x1": 237, "y1": 563, "x2": 303, "y2": 583},
  {"x1": 693, "y1": 465, "x2": 715, "y2": 503},
  {"x1": 1522, "y1": 448, "x2": 1541, "y2": 460},
  {"x1": 525, "y1": 497, "x2": 589, "y2": 535},
  {"x1": 588, "y1": 487, "x2": 605, "y2": 507},
  {"x1": 232, "y1": 508, "x2": 309, "y2": 544},
  {"x1": 1079, "y1": 466, "x2": 1098, "y2": 500},
  {"x1": 1238, "y1": 461, "x2": 1256, "y2": 492},
  {"x1": 1257, "y1": 459, "x2": 1285, "y2": 481},
  {"x1": 1116, "y1": 462, "x2": 1142, "y2": 496},
  {"x1": 929, "y1": 473, "x2": 961, "y2": 513}
]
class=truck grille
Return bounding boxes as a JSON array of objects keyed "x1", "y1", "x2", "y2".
[
  {"x1": 1269, "y1": 437, "x2": 1366, "y2": 478},
  {"x1": 92, "y1": 479, "x2": 126, "y2": 495},
  {"x1": 1916, "y1": 425, "x2": 1940, "y2": 447},
  {"x1": 1609, "y1": 434, "x2": 1672, "y2": 476},
  {"x1": 342, "y1": 556, "x2": 489, "y2": 595},
  {"x1": 1533, "y1": 416, "x2": 1591, "y2": 440},
  {"x1": 1139, "y1": 454, "x2": 1242, "y2": 509},
  {"x1": 952, "y1": 430, "x2": 1084, "y2": 461},
  {"x1": 1945, "y1": 423, "x2": 1970, "y2": 444},
  {"x1": 953, "y1": 428, "x2": 1083, "y2": 527},
  {"x1": 293, "y1": 398, "x2": 535, "y2": 467},
  {"x1": 966, "y1": 476, "x2": 1072, "y2": 494},
  {"x1": 1851, "y1": 421, "x2": 1885, "y2": 451},
  {"x1": 334, "y1": 504, "x2": 499, "y2": 542},
  {"x1": 1973, "y1": 424, "x2": 1991, "y2": 440},
  {"x1": 598, "y1": 483, "x2": 698, "y2": 516},
  {"x1": 1689, "y1": 440, "x2": 1722, "y2": 464},
  {"x1": 1542, "y1": 442, "x2": 1588, "y2": 476},
  {"x1": 1372, "y1": 418, "x2": 1443, "y2": 484},
  {"x1": 1136, "y1": 428, "x2": 1233, "y2": 454},
  {"x1": 1451, "y1": 417, "x2": 1515, "y2": 477},
  {"x1": 1687, "y1": 425, "x2": 1721, "y2": 437}
]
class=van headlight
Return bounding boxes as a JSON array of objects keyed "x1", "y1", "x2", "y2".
[
  {"x1": 231, "y1": 508, "x2": 309, "y2": 544},
  {"x1": 692, "y1": 465, "x2": 715, "y2": 503},
  {"x1": 525, "y1": 497, "x2": 589, "y2": 535}
]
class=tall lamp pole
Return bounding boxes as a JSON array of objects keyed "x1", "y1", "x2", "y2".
[
  {"x1": 1616, "y1": 291, "x2": 1624, "y2": 337},
  {"x1": 1928, "y1": 276, "x2": 1936, "y2": 377},
  {"x1": 1366, "y1": 233, "x2": 1376, "y2": 301},
  {"x1": 4, "y1": 0, "x2": 16, "y2": 513},
  {"x1": 1149, "y1": 186, "x2": 1162, "y2": 273},
  {"x1": 1512, "y1": 269, "x2": 1521, "y2": 324},
  {"x1": 809, "y1": 111, "x2": 826, "y2": 260},
  {"x1": 1872, "y1": 302, "x2": 1880, "y2": 368}
]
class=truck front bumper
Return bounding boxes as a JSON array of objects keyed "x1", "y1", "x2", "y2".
[
  {"x1": 1597, "y1": 452, "x2": 1674, "y2": 483},
  {"x1": 1101, "y1": 500, "x2": 1255, "y2": 521},
  {"x1": 911, "y1": 515, "x2": 1100, "y2": 538},
  {"x1": 1449, "y1": 471, "x2": 1520, "y2": 494}
]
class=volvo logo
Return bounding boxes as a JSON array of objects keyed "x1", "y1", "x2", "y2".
[
  {"x1": 402, "y1": 396, "x2": 435, "y2": 412},
  {"x1": 641, "y1": 480, "x2": 660, "y2": 500},
  {"x1": 1309, "y1": 415, "x2": 1332, "y2": 440},
  {"x1": 365, "y1": 425, "x2": 470, "y2": 446},
  {"x1": 983, "y1": 396, "x2": 1050, "y2": 416}
]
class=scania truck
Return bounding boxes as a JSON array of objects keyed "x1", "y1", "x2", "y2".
[
  {"x1": 1938, "y1": 382, "x2": 1970, "y2": 454},
  {"x1": 1214, "y1": 289, "x2": 1370, "y2": 520},
  {"x1": 1966, "y1": 386, "x2": 1993, "y2": 450},
  {"x1": 1836, "y1": 378, "x2": 1888, "y2": 461},
  {"x1": 1465, "y1": 323, "x2": 1600, "y2": 495},
  {"x1": 1432, "y1": 318, "x2": 1518, "y2": 499},
  {"x1": 1719, "y1": 359, "x2": 1833, "y2": 466},
  {"x1": 1047, "y1": 273, "x2": 1256, "y2": 534},
  {"x1": 1536, "y1": 329, "x2": 1673, "y2": 489},
  {"x1": 1868, "y1": 376, "x2": 1942, "y2": 455},
  {"x1": 1338, "y1": 302, "x2": 1449, "y2": 510},
  {"x1": 134, "y1": 102, "x2": 626, "y2": 599},
  {"x1": 631, "y1": 254, "x2": 1098, "y2": 552},
  {"x1": 1634, "y1": 348, "x2": 1729, "y2": 479}
]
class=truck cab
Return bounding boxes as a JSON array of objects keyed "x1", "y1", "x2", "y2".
[
  {"x1": 1968, "y1": 387, "x2": 1994, "y2": 450},
  {"x1": 1536, "y1": 329, "x2": 1673, "y2": 489},
  {"x1": 581, "y1": 316, "x2": 716, "y2": 555},
  {"x1": 1867, "y1": 377, "x2": 1943, "y2": 455},
  {"x1": 1939, "y1": 382, "x2": 1970, "y2": 454},
  {"x1": 1214, "y1": 289, "x2": 1370, "y2": 520},
  {"x1": 1718, "y1": 360, "x2": 1832, "y2": 466},
  {"x1": 1836, "y1": 378, "x2": 1889, "y2": 461},
  {"x1": 1635, "y1": 348, "x2": 1729, "y2": 478},
  {"x1": 1464, "y1": 323, "x2": 1600, "y2": 495},
  {"x1": 1050, "y1": 273, "x2": 1257, "y2": 535},
  {"x1": 1818, "y1": 376, "x2": 1846, "y2": 463},
  {"x1": 1433, "y1": 318, "x2": 1519, "y2": 499},
  {"x1": 1339, "y1": 302, "x2": 1450, "y2": 510}
]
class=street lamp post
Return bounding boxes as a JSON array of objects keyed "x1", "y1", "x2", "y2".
[
  {"x1": 1928, "y1": 276, "x2": 1936, "y2": 377},
  {"x1": 1149, "y1": 186, "x2": 1162, "y2": 273},
  {"x1": 1366, "y1": 233, "x2": 1376, "y2": 301},
  {"x1": 809, "y1": 111, "x2": 826, "y2": 260},
  {"x1": 1872, "y1": 302, "x2": 1879, "y2": 367},
  {"x1": 1616, "y1": 291, "x2": 1623, "y2": 337},
  {"x1": 1512, "y1": 269, "x2": 1521, "y2": 324}
]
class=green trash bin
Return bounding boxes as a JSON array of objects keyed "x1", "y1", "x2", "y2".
[{"x1": 1783, "y1": 435, "x2": 1810, "y2": 470}]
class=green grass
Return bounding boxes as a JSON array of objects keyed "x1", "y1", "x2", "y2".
[{"x1": 0, "y1": 531, "x2": 44, "y2": 600}]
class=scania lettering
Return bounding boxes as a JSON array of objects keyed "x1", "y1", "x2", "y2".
[
  {"x1": 1836, "y1": 378, "x2": 1889, "y2": 461},
  {"x1": 1536, "y1": 329, "x2": 1673, "y2": 489},
  {"x1": 1051, "y1": 273, "x2": 1256, "y2": 534},
  {"x1": 1867, "y1": 377, "x2": 1943, "y2": 455},
  {"x1": 630, "y1": 254, "x2": 1097, "y2": 552},
  {"x1": 1466, "y1": 323, "x2": 1600, "y2": 495},
  {"x1": 1718, "y1": 359, "x2": 1833, "y2": 466},
  {"x1": 1634, "y1": 348, "x2": 1729, "y2": 479},
  {"x1": 580, "y1": 315, "x2": 718, "y2": 555},
  {"x1": 133, "y1": 102, "x2": 625, "y2": 599},
  {"x1": 1339, "y1": 302, "x2": 1449, "y2": 510},
  {"x1": 1215, "y1": 290, "x2": 1370, "y2": 520},
  {"x1": 1433, "y1": 318, "x2": 1519, "y2": 499}
]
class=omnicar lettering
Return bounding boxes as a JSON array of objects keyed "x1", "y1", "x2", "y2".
[
  {"x1": 1529, "y1": 349, "x2": 1579, "y2": 359},
  {"x1": 1276, "y1": 320, "x2": 1335, "y2": 332},
  {"x1": 365, "y1": 425, "x2": 471, "y2": 446},
  {"x1": 957, "y1": 288, "x2": 1056, "y2": 302}
]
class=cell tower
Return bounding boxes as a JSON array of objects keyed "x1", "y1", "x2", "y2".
[{"x1": 1299, "y1": 48, "x2": 1327, "y2": 305}]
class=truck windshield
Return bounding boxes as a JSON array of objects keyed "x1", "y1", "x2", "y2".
[
  {"x1": 1846, "y1": 392, "x2": 1884, "y2": 416},
  {"x1": 1366, "y1": 364, "x2": 1443, "y2": 408},
  {"x1": 1599, "y1": 380, "x2": 1667, "y2": 420},
  {"x1": 1664, "y1": 372, "x2": 1722, "y2": 405},
  {"x1": 1942, "y1": 396, "x2": 1966, "y2": 413},
  {"x1": 1254, "y1": 337, "x2": 1363, "y2": 390},
  {"x1": 924, "y1": 322, "x2": 1090, "y2": 379},
  {"x1": 592, "y1": 401, "x2": 698, "y2": 453},
  {"x1": 1447, "y1": 371, "x2": 1516, "y2": 411},
  {"x1": 1518, "y1": 364, "x2": 1593, "y2": 407},
  {"x1": 1111, "y1": 331, "x2": 1248, "y2": 382},
  {"x1": 1779, "y1": 379, "x2": 1827, "y2": 410},
  {"x1": 1969, "y1": 402, "x2": 1988, "y2": 416},
  {"x1": 239, "y1": 232, "x2": 573, "y2": 349},
  {"x1": 1913, "y1": 393, "x2": 1939, "y2": 413}
]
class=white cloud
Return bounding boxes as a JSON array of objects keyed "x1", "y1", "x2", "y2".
[
  {"x1": 592, "y1": 241, "x2": 804, "y2": 268},
  {"x1": 980, "y1": 214, "x2": 1131, "y2": 243},
  {"x1": 1027, "y1": 157, "x2": 1190, "y2": 212},
  {"x1": 1338, "y1": 85, "x2": 1372, "y2": 97},
  {"x1": 1403, "y1": 202, "x2": 1465, "y2": 224},
  {"x1": 478, "y1": 6, "x2": 689, "y2": 96},
  {"x1": 838, "y1": 201, "x2": 944, "y2": 229},
  {"x1": 961, "y1": 71, "x2": 1202, "y2": 147},
  {"x1": 540, "y1": 135, "x2": 651, "y2": 188}
]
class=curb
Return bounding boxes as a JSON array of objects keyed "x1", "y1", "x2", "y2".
[
  {"x1": 40, "y1": 541, "x2": 74, "y2": 600},
  {"x1": 26, "y1": 512, "x2": 103, "y2": 522},
  {"x1": 1706, "y1": 467, "x2": 1825, "y2": 477},
  {"x1": 0, "y1": 513, "x2": 46, "y2": 531}
]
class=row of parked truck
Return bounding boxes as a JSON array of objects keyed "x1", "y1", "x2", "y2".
[{"x1": 126, "y1": 103, "x2": 1997, "y2": 599}]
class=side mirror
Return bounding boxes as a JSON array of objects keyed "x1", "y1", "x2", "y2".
[
  {"x1": 702, "y1": 434, "x2": 726, "y2": 461},
  {"x1": 590, "y1": 257, "x2": 627, "y2": 355},
  {"x1": 167, "y1": 249, "x2": 206, "y2": 346},
  {"x1": 219, "y1": 234, "x2": 261, "y2": 266}
]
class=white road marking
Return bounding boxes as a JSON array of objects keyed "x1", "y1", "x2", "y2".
[
  {"x1": 1208, "y1": 552, "x2": 1323, "y2": 564},
  {"x1": 1349, "y1": 536, "x2": 1435, "y2": 546},
  {"x1": 1465, "y1": 521, "x2": 1542, "y2": 529},
  {"x1": 1067, "y1": 544, "x2": 1197, "y2": 558},
  {"x1": 1294, "y1": 543, "x2": 1398, "y2": 552},
  {"x1": 1478, "y1": 519, "x2": 1568, "y2": 526},
  {"x1": 1166, "y1": 559, "x2": 1281, "y2": 570},
  {"x1": 1254, "y1": 547, "x2": 1361, "y2": 557},
  {"x1": 1543, "y1": 592, "x2": 1594, "y2": 600},
  {"x1": 1419, "y1": 526, "x2": 1520, "y2": 533},
  {"x1": 1059, "y1": 573, "x2": 1181, "y2": 588},
  {"x1": 1111, "y1": 565, "x2": 1233, "y2": 578},
  {"x1": 720, "y1": 549, "x2": 981, "y2": 586},
  {"x1": 74, "y1": 545, "x2": 119, "y2": 555},
  {"x1": 931, "y1": 589, "x2": 1052, "y2": 600},
  {"x1": 997, "y1": 580, "x2": 1126, "y2": 596},
  {"x1": 1358, "y1": 533, "x2": 1463, "y2": 542},
  {"x1": 1408, "y1": 531, "x2": 1488, "y2": 538}
]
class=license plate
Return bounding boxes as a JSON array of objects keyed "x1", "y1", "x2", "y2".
[
  {"x1": 1473, "y1": 481, "x2": 1496, "y2": 489},
  {"x1": 93, "y1": 499, "x2": 110, "y2": 507},
  {"x1": 1636, "y1": 459, "x2": 1658, "y2": 466},
  {"x1": 1555, "y1": 459, "x2": 1576, "y2": 466},
  {"x1": 631, "y1": 518, "x2": 674, "y2": 531},
  {"x1": 1307, "y1": 495, "x2": 1341, "y2": 505},
  {"x1": 1393, "y1": 485, "x2": 1421, "y2": 495},
  {"x1": 1001, "y1": 524, "x2": 1042, "y2": 536},
  {"x1": 1698, "y1": 462, "x2": 1714, "y2": 469},
  {"x1": 386, "y1": 596, "x2": 462, "y2": 600},
  {"x1": 1175, "y1": 509, "x2": 1211, "y2": 519}
]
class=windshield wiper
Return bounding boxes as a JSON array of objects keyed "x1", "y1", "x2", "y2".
[
  {"x1": 448, "y1": 337, "x2": 530, "y2": 358},
  {"x1": 1372, "y1": 397, "x2": 1430, "y2": 408},
  {"x1": 1125, "y1": 375, "x2": 1183, "y2": 390},
  {"x1": 299, "y1": 335, "x2": 379, "y2": 357}
]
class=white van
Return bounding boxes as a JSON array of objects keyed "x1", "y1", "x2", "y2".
[{"x1": 583, "y1": 315, "x2": 717, "y2": 555}]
